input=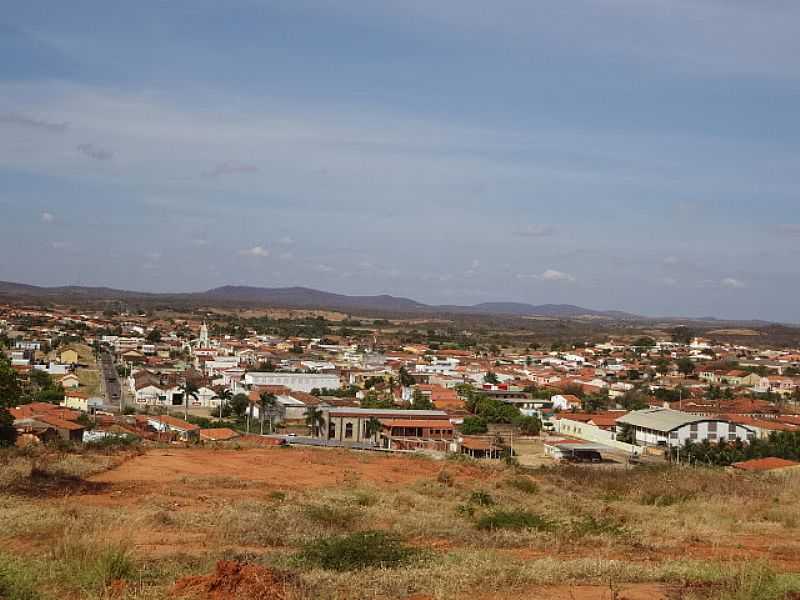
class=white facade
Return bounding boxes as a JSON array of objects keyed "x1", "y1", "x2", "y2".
[{"x1": 244, "y1": 372, "x2": 340, "y2": 393}]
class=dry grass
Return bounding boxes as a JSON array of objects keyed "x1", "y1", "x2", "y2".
[{"x1": 2, "y1": 446, "x2": 800, "y2": 599}]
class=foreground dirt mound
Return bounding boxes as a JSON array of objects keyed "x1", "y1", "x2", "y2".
[{"x1": 172, "y1": 561, "x2": 294, "y2": 600}]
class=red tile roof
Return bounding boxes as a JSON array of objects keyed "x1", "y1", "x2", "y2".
[{"x1": 732, "y1": 457, "x2": 800, "y2": 472}]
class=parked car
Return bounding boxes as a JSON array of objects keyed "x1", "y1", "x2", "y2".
[{"x1": 565, "y1": 449, "x2": 602, "y2": 463}]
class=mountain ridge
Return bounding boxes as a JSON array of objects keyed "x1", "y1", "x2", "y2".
[{"x1": 0, "y1": 280, "x2": 639, "y2": 319}]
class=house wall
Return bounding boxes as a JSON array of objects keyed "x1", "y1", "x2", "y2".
[
  {"x1": 554, "y1": 417, "x2": 642, "y2": 456},
  {"x1": 244, "y1": 372, "x2": 340, "y2": 393},
  {"x1": 325, "y1": 415, "x2": 371, "y2": 443},
  {"x1": 631, "y1": 421, "x2": 755, "y2": 447}
]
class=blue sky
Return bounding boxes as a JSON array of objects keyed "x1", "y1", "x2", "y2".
[{"x1": 1, "y1": 1, "x2": 799, "y2": 321}]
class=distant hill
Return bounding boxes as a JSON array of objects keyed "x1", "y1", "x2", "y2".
[
  {"x1": 201, "y1": 286, "x2": 427, "y2": 313},
  {"x1": 462, "y1": 302, "x2": 638, "y2": 319},
  {"x1": 0, "y1": 280, "x2": 639, "y2": 320}
]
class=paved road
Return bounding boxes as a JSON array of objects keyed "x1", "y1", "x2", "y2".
[{"x1": 99, "y1": 350, "x2": 123, "y2": 409}]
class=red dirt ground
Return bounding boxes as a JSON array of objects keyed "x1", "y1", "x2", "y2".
[
  {"x1": 89, "y1": 447, "x2": 481, "y2": 489},
  {"x1": 172, "y1": 561, "x2": 293, "y2": 600}
]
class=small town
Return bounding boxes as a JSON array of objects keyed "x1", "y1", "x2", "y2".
[
  {"x1": 4, "y1": 297, "x2": 800, "y2": 600},
  {"x1": 3, "y1": 303, "x2": 800, "y2": 470}
]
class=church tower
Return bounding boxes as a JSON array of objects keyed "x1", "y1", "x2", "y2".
[{"x1": 199, "y1": 320, "x2": 209, "y2": 347}]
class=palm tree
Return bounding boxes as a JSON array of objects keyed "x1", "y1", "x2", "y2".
[
  {"x1": 305, "y1": 405, "x2": 325, "y2": 437},
  {"x1": 259, "y1": 392, "x2": 277, "y2": 435},
  {"x1": 215, "y1": 389, "x2": 233, "y2": 420},
  {"x1": 179, "y1": 380, "x2": 199, "y2": 421},
  {"x1": 364, "y1": 416, "x2": 382, "y2": 445}
]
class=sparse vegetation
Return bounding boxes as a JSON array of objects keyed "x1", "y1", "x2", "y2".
[
  {"x1": 296, "y1": 531, "x2": 418, "y2": 571},
  {"x1": 476, "y1": 509, "x2": 554, "y2": 531},
  {"x1": 2, "y1": 444, "x2": 800, "y2": 599}
]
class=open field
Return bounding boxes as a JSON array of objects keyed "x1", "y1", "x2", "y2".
[{"x1": 2, "y1": 445, "x2": 800, "y2": 599}]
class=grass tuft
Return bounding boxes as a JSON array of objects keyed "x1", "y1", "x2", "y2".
[
  {"x1": 296, "y1": 531, "x2": 418, "y2": 571},
  {"x1": 476, "y1": 510, "x2": 554, "y2": 532}
]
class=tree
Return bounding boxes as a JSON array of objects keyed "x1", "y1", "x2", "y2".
[
  {"x1": 515, "y1": 415, "x2": 541, "y2": 436},
  {"x1": 398, "y1": 366, "x2": 416, "y2": 387},
  {"x1": 360, "y1": 391, "x2": 395, "y2": 409},
  {"x1": 411, "y1": 388, "x2": 434, "y2": 410},
  {"x1": 145, "y1": 328, "x2": 162, "y2": 343},
  {"x1": 461, "y1": 416, "x2": 488, "y2": 435},
  {"x1": 616, "y1": 423, "x2": 636, "y2": 445},
  {"x1": 364, "y1": 416, "x2": 382, "y2": 445},
  {"x1": 676, "y1": 358, "x2": 695, "y2": 377},
  {"x1": 582, "y1": 390, "x2": 609, "y2": 413},
  {"x1": 0, "y1": 407, "x2": 16, "y2": 447},
  {"x1": 671, "y1": 326, "x2": 694, "y2": 345},
  {"x1": 619, "y1": 389, "x2": 649, "y2": 411},
  {"x1": 259, "y1": 392, "x2": 277, "y2": 435},
  {"x1": 305, "y1": 405, "x2": 326, "y2": 437},
  {"x1": 179, "y1": 380, "x2": 199, "y2": 420},
  {"x1": 0, "y1": 357, "x2": 22, "y2": 405},
  {"x1": 483, "y1": 371, "x2": 499, "y2": 385},
  {"x1": 215, "y1": 389, "x2": 233, "y2": 420},
  {"x1": 230, "y1": 393, "x2": 249, "y2": 418},
  {"x1": 655, "y1": 358, "x2": 671, "y2": 376},
  {"x1": 0, "y1": 356, "x2": 21, "y2": 447}
]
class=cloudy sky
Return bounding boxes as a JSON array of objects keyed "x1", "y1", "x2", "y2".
[{"x1": 1, "y1": 1, "x2": 799, "y2": 321}]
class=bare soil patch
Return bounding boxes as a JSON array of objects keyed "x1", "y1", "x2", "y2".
[
  {"x1": 89, "y1": 447, "x2": 479, "y2": 489},
  {"x1": 171, "y1": 560, "x2": 296, "y2": 600},
  {"x1": 6, "y1": 467, "x2": 111, "y2": 498}
]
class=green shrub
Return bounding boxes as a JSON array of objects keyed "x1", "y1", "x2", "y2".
[
  {"x1": 570, "y1": 515, "x2": 626, "y2": 538},
  {"x1": 476, "y1": 510, "x2": 554, "y2": 531},
  {"x1": 303, "y1": 504, "x2": 360, "y2": 529},
  {"x1": 297, "y1": 531, "x2": 418, "y2": 571},
  {"x1": 460, "y1": 416, "x2": 488, "y2": 435},
  {"x1": 469, "y1": 490, "x2": 495, "y2": 507},
  {"x1": 507, "y1": 476, "x2": 539, "y2": 494},
  {"x1": 352, "y1": 490, "x2": 378, "y2": 507},
  {"x1": 0, "y1": 555, "x2": 41, "y2": 600}
]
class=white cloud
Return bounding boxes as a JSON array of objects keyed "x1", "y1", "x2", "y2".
[
  {"x1": 314, "y1": 264, "x2": 334, "y2": 272},
  {"x1": 517, "y1": 269, "x2": 576, "y2": 283},
  {"x1": 278, "y1": 236, "x2": 294, "y2": 245},
  {"x1": 50, "y1": 241, "x2": 71, "y2": 249},
  {"x1": 721, "y1": 277, "x2": 745, "y2": 289},
  {"x1": 41, "y1": 211, "x2": 55, "y2": 223},
  {"x1": 239, "y1": 245, "x2": 269, "y2": 257},
  {"x1": 663, "y1": 255, "x2": 679, "y2": 265},
  {"x1": 658, "y1": 276, "x2": 678, "y2": 287},
  {"x1": 541, "y1": 269, "x2": 576, "y2": 283}
]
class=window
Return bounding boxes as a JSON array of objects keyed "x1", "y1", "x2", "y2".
[
  {"x1": 708, "y1": 422, "x2": 717, "y2": 432},
  {"x1": 669, "y1": 432, "x2": 678, "y2": 439},
  {"x1": 328, "y1": 421, "x2": 336, "y2": 439},
  {"x1": 689, "y1": 432, "x2": 698, "y2": 440},
  {"x1": 708, "y1": 433, "x2": 717, "y2": 441},
  {"x1": 728, "y1": 423, "x2": 737, "y2": 432},
  {"x1": 345, "y1": 423, "x2": 353, "y2": 439},
  {"x1": 690, "y1": 423, "x2": 698, "y2": 431}
]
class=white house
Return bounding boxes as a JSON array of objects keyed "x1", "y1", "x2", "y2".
[{"x1": 616, "y1": 408, "x2": 755, "y2": 448}]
